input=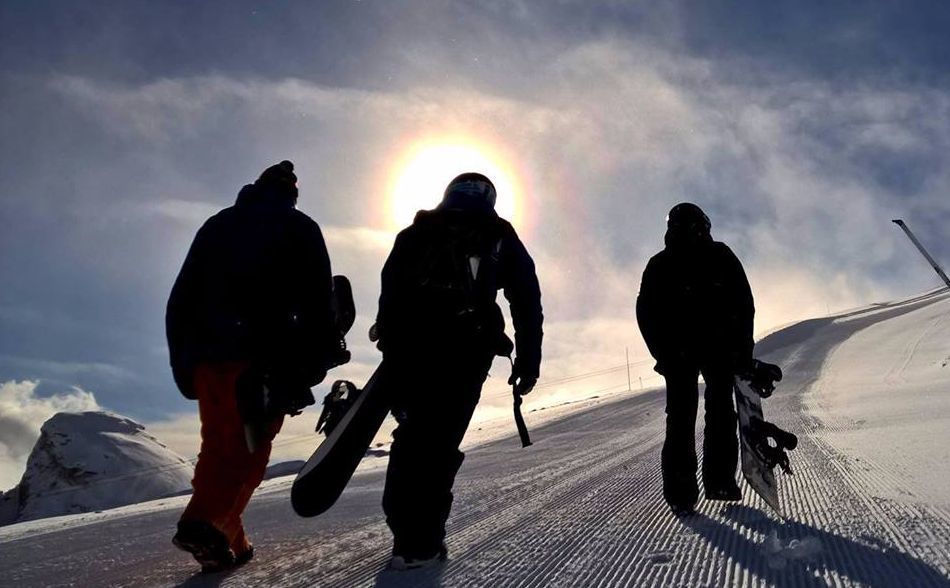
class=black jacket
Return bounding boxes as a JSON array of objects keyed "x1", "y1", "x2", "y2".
[
  {"x1": 166, "y1": 184, "x2": 336, "y2": 398},
  {"x1": 636, "y1": 239, "x2": 754, "y2": 374},
  {"x1": 376, "y1": 208, "x2": 543, "y2": 379}
]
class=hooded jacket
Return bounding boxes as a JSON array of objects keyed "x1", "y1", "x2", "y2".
[
  {"x1": 166, "y1": 182, "x2": 335, "y2": 398},
  {"x1": 636, "y1": 233, "x2": 754, "y2": 374},
  {"x1": 375, "y1": 206, "x2": 543, "y2": 379}
]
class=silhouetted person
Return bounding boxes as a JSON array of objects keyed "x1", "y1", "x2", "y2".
[
  {"x1": 636, "y1": 203, "x2": 754, "y2": 515},
  {"x1": 375, "y1": 173, "x2": 543, "y2": 569},
  {"x1": 166, "y1": 161, "x2": 343, "y2": 572}
]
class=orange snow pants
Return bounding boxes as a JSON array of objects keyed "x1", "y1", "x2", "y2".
[{"x1": 180, "y1": 362, "x2": 283, "y2": 555}]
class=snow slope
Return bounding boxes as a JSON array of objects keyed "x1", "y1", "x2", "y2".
[
  {"x1": 1, "y1": 290, "x2": 948, "y2": 586},
  {"x1": 0, "y1": 411, "x2": 193, "y2": 525},
  {"x1": 800, "y1": 294, "x2": 950, "y2": 507}
]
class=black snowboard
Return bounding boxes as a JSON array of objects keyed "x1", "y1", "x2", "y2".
[
  {"x1": 291, "y1": 364, "x2": 391, "y2": 517},
  {"x1": 734, "y1": 359, "x2": 797, "y2": 517}
]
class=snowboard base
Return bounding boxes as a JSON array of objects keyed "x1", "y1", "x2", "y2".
[{"x1": 292, "y1": 365, "x2": 390, "y2": 517}]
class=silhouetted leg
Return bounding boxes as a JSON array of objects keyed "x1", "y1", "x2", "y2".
[
  {"x1": 222, "y1": 415, "x2": 282, "y2": 555},
  {"x1": 383, "y1": 368, "x2": 483, "y2": 558},
  {"x1": 411, "y1": 414, "x2": 471, "y2": 553},
  {"x1": 181, "y1": 363, "x2": 283, "y2": 555},
  {"x1": 701, "y1": 368, "x2": 739, "y2": 492},
  {"x1": 181, "y1": 363, "x2": 250, "y2": 537},
  {"x1": 662, "y1": 370, "x2": 700, "y2": 508}
]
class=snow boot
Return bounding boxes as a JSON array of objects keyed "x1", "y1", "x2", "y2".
[
  {"x1": 234, "y1": 545, "x2": 254, "y2": 567},
  {"x1": 705, "y1": 484, "x2": 742, "y2": 501},
  {"x1": 669, "y1": 502, "x2": 696, "y2": 517},
  {"x1": 173, "y1": 520, "x2": 236, "y2": 573},
  {"x1": 389, "y1": 543, "x2": 448, "y2": 571}
]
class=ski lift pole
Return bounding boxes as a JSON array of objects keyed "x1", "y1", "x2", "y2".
[
  {"x1": 892, "y1": 219, "x2": 950, "y2": 288},
  {"x1": 626, "y1": 347, "x2": 632, "y2": 392}
]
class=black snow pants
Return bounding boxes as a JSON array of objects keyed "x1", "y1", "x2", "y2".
[
  {"x1": 381, "y1": 358, "x2": 489, "y2": 558},
  {"x1": 661, "y1": 366, "x2": 738, "y2": 507}
]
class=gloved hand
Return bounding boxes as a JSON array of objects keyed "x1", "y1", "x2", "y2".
[
  {"x1": 738, "y1": 359, "x2": 782, "y2": 398},
  {"x1": 749, "y1": 359, "x2": 782, "y2": 398},
  {"x1": 508, "y1": 373, "x2": 537, "y2": 396}
]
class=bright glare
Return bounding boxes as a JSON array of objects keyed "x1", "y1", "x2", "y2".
[{"x1": 389, "y1": 142, "x2": 519, "y2": 229}]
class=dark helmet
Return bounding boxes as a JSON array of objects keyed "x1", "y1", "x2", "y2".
[
  {"x1": 665, "y1": 202, "x2": 712, "y2": 249},
  {"x1": 667, "y1": 202, "x2": 710, "y2": 233},
  {"x1": 439, "y1": 172, "x2": 497, "y2": 212}
]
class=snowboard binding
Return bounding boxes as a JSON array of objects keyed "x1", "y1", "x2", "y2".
[
  {"x1": 316, "y1": 380, "x2": 361, "y2": 436},
  {"x1": 325, "y1": 275, "x2": 357, "y2": 369},
  {"x1": 747, "y1": 416, "x2": 799, "y2": 475}
]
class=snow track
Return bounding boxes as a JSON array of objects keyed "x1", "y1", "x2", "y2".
[{"x1": 2, "y1": 291, "x2": 949, "y2": 587}]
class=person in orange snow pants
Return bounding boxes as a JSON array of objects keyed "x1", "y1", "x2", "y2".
[
  {"x1": 166, "y1": 161, "x2": 344, "y2": 572},
  {"x1": 180, "y1": 362, "x2": 283, "y2": 559}
]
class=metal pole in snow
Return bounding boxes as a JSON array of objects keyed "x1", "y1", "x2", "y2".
[
  {"x1": 892, "y1": 219, "x2": 950, "y2": 288},
  {"x1": 626, "y1": 347, "x2": 632, "y2": 392}
]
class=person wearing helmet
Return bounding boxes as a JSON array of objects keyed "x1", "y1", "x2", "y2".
[
  {"x1": 636, "y1": 203, "x2": 755, "y2": 515},
  {"x1": 166, "y1": 161, "x2": 345, "y2": 571},
  {"x1": 374, "y1": 172, "x2": 543, "y2": 569}
]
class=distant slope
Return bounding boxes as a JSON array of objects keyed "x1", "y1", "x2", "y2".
[
  {"x1": 264, "y1": 460, "x2": 305, "y2": 481},
  {"x1": 804, "y1": 292, "x2": 950, "y2": 506},
  {"x1": 755, "y1": 288, "x2": 950, "y2": 506}
]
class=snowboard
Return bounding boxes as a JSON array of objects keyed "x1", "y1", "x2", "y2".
[
  {"x1": 291, "y1": 364, "x2": 391, "y2": 517},
  {"x1": 734, "y1": 360, "x2": 797, "y2": 517},
  {"x1": 239, "y1": 275, "x2": 357, "y2": 452}
]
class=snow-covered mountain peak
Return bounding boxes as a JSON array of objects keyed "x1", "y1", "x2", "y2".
[
  {"x1": 1, "y1": 410, "x2": 193, "y2": 525},
  {"x1": 44, "y1": 410, "x2": 146, "y2": 437}
]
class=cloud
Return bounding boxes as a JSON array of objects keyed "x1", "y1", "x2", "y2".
[
  {"x1": 141, "y1": 412, "x2": 199, "y2": 461},
  {"x1": 0, "y1": 354, "x2": 136, "y2": 385},
  {"x1": 3, "y1": 28, "x2": 948, "y2": 427},
  {"x1": 48, "y1": 42, "x2": 949, "y2": 370},
  {"x1": 322, "y1": 226, "x2": 395, "y2": 255},
  {"x1": 143, "y1": 199, "x2": 219, "y2": 225},
  {"x1": 0, "y1": 380, "x2": 101, "y2": 490}
]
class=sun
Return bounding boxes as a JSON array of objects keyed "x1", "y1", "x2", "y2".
[{"x1": 388, "y1": 141, "x2": 520, "y2": 230}]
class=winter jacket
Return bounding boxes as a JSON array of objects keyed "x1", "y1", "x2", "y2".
[
  {"x1": 636, "y1": 239, "x2": 754, "y2": 374},
  {"x1": 375, "y1": 208, "x2": 543, "y2": 380},
  {"x1": 166, "y1": 183, "x2": 336, "y2": 399}
]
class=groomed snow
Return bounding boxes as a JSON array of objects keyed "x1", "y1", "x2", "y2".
[
  {"x1": 1, "y1": 290, "x2": 948, "y2": 586},
  {"x1": 802, "y1": 293, "x2": 950, "y2": 507}
]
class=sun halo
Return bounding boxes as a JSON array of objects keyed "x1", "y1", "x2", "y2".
[{"x1": 388, "y1": 142, "x2": 520, "y2": 230}]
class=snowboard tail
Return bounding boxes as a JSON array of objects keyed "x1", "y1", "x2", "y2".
[
  {"x1": 734, "y1": 360, "x2": 797, "y2": 516},
  {"x1": 292, "y1": 365, "x2": 390, "y2": 517}
]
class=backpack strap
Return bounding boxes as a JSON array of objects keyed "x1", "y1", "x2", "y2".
[{"x1": 505, "y1": 355, "x2": 532, "y2": 448}]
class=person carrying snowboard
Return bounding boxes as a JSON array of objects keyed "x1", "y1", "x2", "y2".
[
  {"x1": 636, "y1": 203, "x2": 754, "y2": 515},
  {"x1": 374, "y1": 172, "x2": 543, "y2": 569},
  {"x1": 166, "y1": 160, "x2": 346, "y2": 571}
]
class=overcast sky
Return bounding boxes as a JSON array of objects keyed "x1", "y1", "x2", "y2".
[{"x1": 2, "y1": 1, "x2": 949, "y2": 487}]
